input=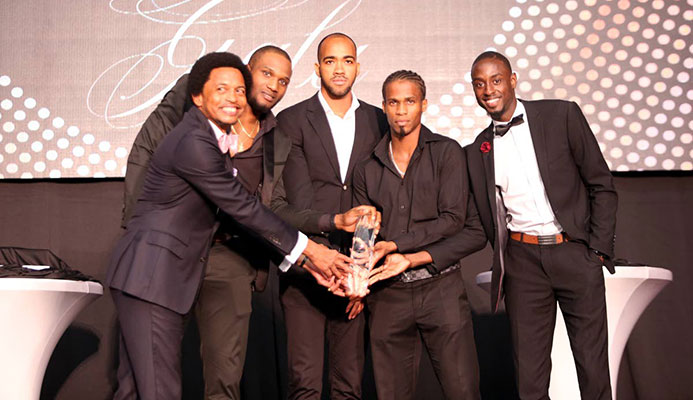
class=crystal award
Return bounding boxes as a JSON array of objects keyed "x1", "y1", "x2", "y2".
[{"x1": 346, "y1": 214, "x2": 377, "y2": 296}]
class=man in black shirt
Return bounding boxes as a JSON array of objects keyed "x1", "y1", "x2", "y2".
[{"x1": 352, "y1": 70, "x2": 486, "y2": 399}]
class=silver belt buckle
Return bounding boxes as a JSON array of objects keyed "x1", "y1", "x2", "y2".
[
  {"x1": 399, "y1": 267, "x2": 432, "y2": 283},
  {"x1": 537, "y1": 233, "x2": 561, "y2": 245},
  {"x1": 398, "y1": 263, "x2": 460, "y2": 283}
]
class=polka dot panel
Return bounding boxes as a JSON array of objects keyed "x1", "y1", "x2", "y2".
[
  {"x1": 0, "y1": 75, "x2": 125, "y2": 177},
  {"x1": 448, "y1": 0, "x2": 692, "y2": 171}
]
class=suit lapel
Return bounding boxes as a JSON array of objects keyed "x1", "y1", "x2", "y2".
[
  {"x1": 192, "y1": 106, "x2": 219, "y2": 142},
  {"x1": 474, "y1": 125, "x2": 508, "y2": 312},
  {"x1": 306, "y1": 95, "x2": 342, "y2": 181},
  {"x1": 260, "y1": 127, "x2": 292, "y2": 206},
  {"x1": 261, "y1": 130, "x2": 275, "y2": 206},
  {"x1": 480, "y1": 126, "x2": 497, "y2": 229},
  {"x1": 191, "y1": 106, "x2": 231, "y2": 163},
  {"x1": 345, "y1": 103, "x2": 369, "y2": 183},
  {"x1": 223, "y1": 149, "x2": 235, "y2": 174},
  {"x1": 273, "y1": 126, "x2": 292, "y2": 170},
  {"x1": 523, "y1": 100, "x2": 551, "y2": 189}
]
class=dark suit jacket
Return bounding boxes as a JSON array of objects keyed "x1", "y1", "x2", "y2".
[
  {"x1": 465, "y1": 99, "x2": 617, "y2": 312},
  {"x1": 122, "y1": 75, "x2": 191, "y2": 225},
  {"x1": 122, "y1": 73, "x2": 296, "y2": 291},
  {"x1": 274, "y1": 93, "x2": 388, "y2": 253},
  {"x1": 107, "y1": 106, "x2": 299, "y2": 314}
]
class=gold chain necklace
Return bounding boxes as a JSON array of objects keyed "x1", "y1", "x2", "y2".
[{"x1": 231, "y1": 119, "x2": 259, "y2": 139}]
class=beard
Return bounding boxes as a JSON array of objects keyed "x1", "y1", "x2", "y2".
[
  {"x1": 479, "y1": 96, "x2": 516, "y2": 122},
  {"x1": 321, "y1": 78, "x2": 353, "y2": 99},
  {"x1": 247, "y1": 94, "x2": 272, "y2": 116},
  {"x1": 488, "y1": 110, "x2": 504, "y2": 120},
  {"x1": 390, "y1": 124, "x2": 413, "y2": 139}
]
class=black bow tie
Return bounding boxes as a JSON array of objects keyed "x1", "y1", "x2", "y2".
[{"x1": 494, "y1": 115, "x2": 524, "y2": 137}]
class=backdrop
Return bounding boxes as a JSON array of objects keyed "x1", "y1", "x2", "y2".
[{"x1": 1, "y1": 0, "x2": 692, "y2": 178}]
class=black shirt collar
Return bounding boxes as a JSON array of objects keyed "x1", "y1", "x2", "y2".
[{"x1": 373, "y1": 124, "x2": 442, "y2": 164}]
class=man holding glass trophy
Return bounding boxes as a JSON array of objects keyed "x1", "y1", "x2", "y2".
[
  {"x1": 350, "y1": 70, "x2": 487, "y2": 399},
  {"x1": 274, "y1": 33, "x2": 388, "y2": 400}
]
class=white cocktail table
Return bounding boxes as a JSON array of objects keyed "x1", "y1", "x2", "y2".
[
  {"x1": 0, "y1": 278, "x2": 103, "y2": 400},
  {"x1": 475, "y1": 266, "x2": 672, "y2": 399}
]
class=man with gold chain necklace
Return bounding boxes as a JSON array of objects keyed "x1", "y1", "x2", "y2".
[
  {"x1": 123, "y1": 46, "x2": 298, "y2": 399},
  {"x1": 123, "y1": 45, "x2": 373, "y2": 399},
  {"x1": 231, "y1": 114, "x2": 258, "y2": 153}
]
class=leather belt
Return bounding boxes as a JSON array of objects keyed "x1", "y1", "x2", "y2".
[
  {"x1": 509, "y1": 231, "x2": 567, "y2": 245},
  {"x1": 397, "y1": 263, "x2": 460, "y2": 283}
]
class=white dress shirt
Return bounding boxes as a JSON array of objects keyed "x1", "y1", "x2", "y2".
[
  {"x1": 208, "y1": 120, "x2": 307, "y2": 270},
  {"x1": 492, "y1": 101, "x2": 563, "y2": 235},
  {"x1": 318, "y1": 90, "x2": 360, "y2": 183}
]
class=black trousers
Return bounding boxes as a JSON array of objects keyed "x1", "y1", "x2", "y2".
[
  {"x1": 195, "y1": 242, "x2": 257, "y2": 400},
  {"x1": 504, "y1": 239, "x2": 612, "y2": 400},
  {"x1": 112, "y1": 289, "x2": 187, "y2": 400},
  {"x1": 366, "y1": 271, "x2": 480, "y2": 400},
  {"x1": 279, "y1": 275, "x2": 366, "y2": 400}
]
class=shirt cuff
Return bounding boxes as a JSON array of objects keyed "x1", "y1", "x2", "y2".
[{"x1": 278, "y1": 232, "x2": 308, "y2": 272}]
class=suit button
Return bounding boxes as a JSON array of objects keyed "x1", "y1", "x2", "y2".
[
  {"x1": 200, "y1": 257, "x2": 206, "y2": 263},
  {"x1": 342, "y1": 185, "x2": 347, "y2": 191}
]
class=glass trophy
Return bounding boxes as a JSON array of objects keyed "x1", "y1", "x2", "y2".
[{"x1": 346, "y1": 214, "x2": 377, "y2": 296}]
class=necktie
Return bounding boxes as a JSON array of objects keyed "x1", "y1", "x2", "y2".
[
  {"x1": 495, "y1": 114, "x2": 524, "y2": 137},
  {"x1": 218, "y1": 133, "x2": 238, "y2": 154}
]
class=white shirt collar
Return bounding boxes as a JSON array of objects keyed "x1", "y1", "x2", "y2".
[
  {"x1": 317, "y1": 90, "x2": 360, "y2": 118},
  {"x1": 492, "y1": 99, "x2": 526, "y2": 127},
  {"x1": 207, "y1": 119, "x2": 228, "y2": 140}
]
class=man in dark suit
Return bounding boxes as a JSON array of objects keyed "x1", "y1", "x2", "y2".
[
  {"x1": 123, "y1": 46, "x2": 302, "y2": 400},
  {"x1": 274, "y1": 33, "x2": 388, "y2": 399},
  {"x1": 467, "y1": 51, "x2": 617, "y2": 399},
  {"x1": 107, "y1": 52, "x2": 350, "y2": 400}
]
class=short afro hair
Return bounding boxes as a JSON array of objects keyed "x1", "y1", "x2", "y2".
[
  {"x1": 248, "y1": 45, "x2": 291, "y2": 68},
  {"x1": 187, "y1": 52, "x2": 252, "y2": 98},
  {"x1": 382, "y1": 70, "x2": 426, "y2": 101},
  {"x1": 471, "y1": 51, "x2": 513, "y2": 74}
]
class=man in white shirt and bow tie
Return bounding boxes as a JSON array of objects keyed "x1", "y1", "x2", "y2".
[{"x1": 466, "y1": 50, "x2": 617, "y2": 399}]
